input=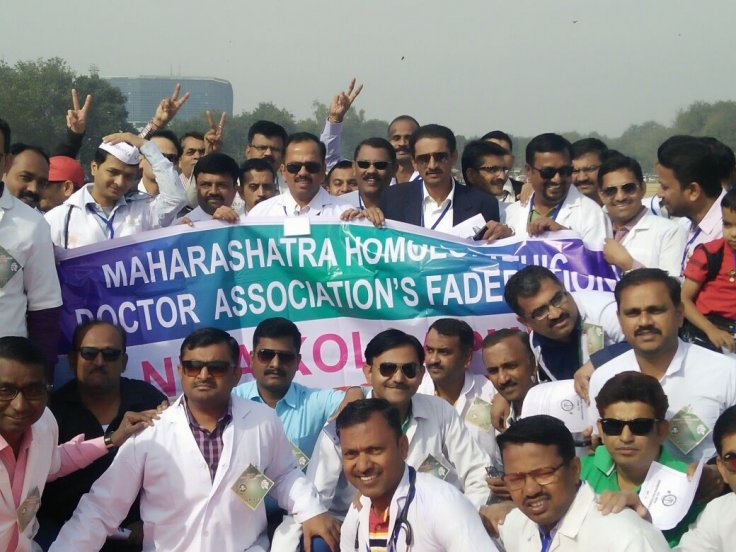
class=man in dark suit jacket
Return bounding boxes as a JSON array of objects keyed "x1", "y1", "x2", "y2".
[{"x1": 380, "y1": 124, "x2": 511, "y2": 240}]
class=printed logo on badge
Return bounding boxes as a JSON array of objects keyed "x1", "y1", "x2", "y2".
[
  {"x1": 231, "y1": 464, "x2": 274, "y2": 510},
  {"x1": 465, "y1": 396, "x2": 492, "y2": 432},
  {"x1": 0, "y1": 246, "x2": 22, "y2": 289},
  {"x1": 668, "y1": 406, "x2": 711, "y2": 455},
  {"x1": 418, "y1": 454, "x2": 450, "y2": 481},
  {"x1": 16, "y1": 487, "x2": 41, "y2": 533},
  {"x1": 583, "y1": 322, "x2": 604, "y2": 356},
  {"x1": 291, "y1": 442, "x2": 310, "y2": 471}
]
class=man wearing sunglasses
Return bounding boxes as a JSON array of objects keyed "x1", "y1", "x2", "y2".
[
  {"x1": 340, "y1": 137, "x2": 396, "y2": 210},
  {"x1": 504, "y1": 133, "x2": 608, "y2": 250},
  {"x1": 497, "y1": 415, "x2": 669, "y2": 551},
  {"x1": 380, "y1": 124, "x2": 510, "y2": 241},
  {"x1": 37, "y1": 320, "x2": 167, "y2": 549},
  {"x1": 52, "y1": 327, "x2": 338, "y2": 552},
  {"x1": 582, "y1": 371, "x2": 703, "y2": 547},
  {"x1": 677, "y1": 405, "x2": 736, "y2": 550},
  {"x1": 598, "y1": 154, "x2": 686, "y2": 276},
  {"x1": 303, "y1": 329, "x2": 490, "y2": 529}
]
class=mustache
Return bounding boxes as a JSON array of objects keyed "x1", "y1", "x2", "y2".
[
  {"x1": 206, "y1": 194, "x2": 224, "y2": 201},
  {"x1": 498, "y1": 381, "x2": 518, "y2": 392},
  {"x1": 524, "y1": 492, "x2": 550, "y2": 505},
  {"x1": 264, "y1": 368, "x2": 286, "y2": 377},
  {"x1": 635, "y1": 326, "x2": 661, "y2": 336},
  {"x1": 18, "y1": 190, "x2": 40, "y2": 203},
  {"x1": 548, "y1": 312, "x2": 569, "y2": 326}
]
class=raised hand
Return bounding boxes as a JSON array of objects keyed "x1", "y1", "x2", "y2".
[
  {"x1": 328, "y1": 78, "x2": 364, "y2": 123},
  {"x1": 204, "y1": 111, "x2": 226, "y2": 154},
  {"x1": 152, "y1": 83, "x2": 191, "y2": 127},
  {"x1": 67, "y1": 89, "x2": 93, "y2": 134}
]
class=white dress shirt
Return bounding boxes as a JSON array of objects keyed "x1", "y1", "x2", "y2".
[
  {"x1": 500, "y1": 482, "x2": 669, "y2": 552},
  {"x1": 421, "y1": 182, "x2": 455, "y2": 233},
  {"x1": 50, "y1": 396, "x2": 325, "y2": 552},
  {"x1": 504, "y1": 185, "x2": 609, "y2": 250},
  {"x1": 417, "y1": 372, "x2": 501, "y2": 468},
  {"x1": 0, "y1": 186, "x2": 61, "y2": 337},
  {"x1": 341, "y1": 466, "x2": 499, "y2": 552},
  {"x1": 175, "y1": 205, "x2": 212, "y2": 224},
  {"x1": 675, "y1": 492, "x2": 736, "y2": 551},
  {"x1": 248, "y1": 187, "x2": 352, "y2": 218},
  {"x1": 588, "y1": 340, "x2": 736, "y2": 463},
  {"x1": 681, "y1": 189, "x2": 726, "y2": 273}
]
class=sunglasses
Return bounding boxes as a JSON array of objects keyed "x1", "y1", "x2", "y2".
[
  {"x1": 600, "y1": 417, "x2": 659, "y2": 436},
  {"x1": 721, "y1": 451, "x2": 736, "y2": 473},
  {"x1": 180, "y1": 359, "x2": 235, "y2": 377},
  {"x1": 378, "y1": 362, "x2": 420, "y2": 379},
  {"x1": 256, "y1": 349, "x2": 298, "y2": 363},
  {"x1": 600, "y1": 182, "x2": 640, "y2": 198},
  {"x1": 77, "y1": 347, "x2": 123, "y2": 362},
  {"x1": 285, "y1": 162, "x2": 321, "y2": 174},
  {"x1": 414, "y1": 152, "x2": 450, "y2": 166},
  {"x1": 356, "y1": 160, "x2": 391, "y2": 170},
  {"x1": 532, "y1": 165, "x2": 574, "y2": 179}
]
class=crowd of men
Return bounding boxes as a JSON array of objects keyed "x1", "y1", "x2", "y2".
[{"x1": 2, "y1": 79, "x2": 736, "y2": 551}]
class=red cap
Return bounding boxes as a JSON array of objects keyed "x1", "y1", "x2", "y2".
[{"x1": 49, "y1": 156, "x2": 85, "y2": 188}]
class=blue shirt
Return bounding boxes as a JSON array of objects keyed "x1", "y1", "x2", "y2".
[{"x1": 231, "y1": 381, "x2": 345, "y2": 457}]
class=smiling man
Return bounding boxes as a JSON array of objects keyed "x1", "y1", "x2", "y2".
[
  {"x1": 504, "y1": 133, "x2": 608, "y2": 249},
  {"x1": 178, "y1": 152, "x2": 239, "y2": 223},
  {"x1": 337, "y1": 398, "x2": 497, "y2": 552},
  {"x1": 3, "y1": 144, "x2": 50, "y2": 211},
  {"x1": 571, "y1": 138, "x2": 608, "y2": 205},
  {"x1": 340, "y1": 137, "x2": 396, "y2": 210},
  {"x1": 497, "y1": 415, "x2": 669, "y2": 551},
  {"x1": 599, "y1": 154, "x2": 686, "y2": 276}
]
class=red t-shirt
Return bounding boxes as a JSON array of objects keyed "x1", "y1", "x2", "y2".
[
  {"x1": 368, "y1": 506, "x2": 390, "y2": 552},
  {"x1": 683, "y1": 238, "x2": 736, "y2": 319}
]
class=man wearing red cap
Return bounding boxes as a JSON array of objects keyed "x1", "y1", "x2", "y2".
[{"x1": 39, "y1": 156, "x2": 85, "y2": 213}]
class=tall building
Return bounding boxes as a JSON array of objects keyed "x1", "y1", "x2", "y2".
[{"x1": 105, "y1": 76, "x2": 233, "y2": 127}]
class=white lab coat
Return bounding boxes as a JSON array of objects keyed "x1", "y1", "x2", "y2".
[
  {"x1": 341, "y1": 466, "x2": 498, "y2": 552},
  {"x1": 49, "y1": 396, "x2": 325, "y2": 552},
  {"x1": 607, "y1": 211, "x2": 687, "y2": 276},
  {"x1": 499, "y1": 482, "x2": 669, "y2": 551},
  {"x1": 0, "y1": 409, "x2": 60, "y2": 552},
  {"x1": 503, "y1": 185, "x2": 609, "y2": 250},
  {"x1": 676, "y1": 492, "x2": 736, "y2": 551}
]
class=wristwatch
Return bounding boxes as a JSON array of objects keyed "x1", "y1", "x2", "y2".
[{"x1": 103, "y1": 431, "x2": 117, "y2": 450}]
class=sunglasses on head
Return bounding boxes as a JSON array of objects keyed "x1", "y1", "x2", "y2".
[
  {"x1": 378, "y1": 362, "x2": 420, "y2": 379},
  {"x1": 532, "y1": 165, "x2": 574, "y2": 179},
  {"x1": 721, "y1": 451, "x2": 736, "y2": 473},
  {"x1": 600, "y1": 417, "x2": 659, "y2": 436},
  {"x1": 285, "y1": 162, "x2": 321, "y2": 174},
  {"x1": 600, "y1": 182, "x2": 640, "y2": 198},
  {"x1": 180, "y1": 359, "x2": 235, "y2": 377},
  {"x1": 256, "y1": 349, "x2": 298, "y2": 363},
  {"x1": 77, "y1": 347, "x2": 123, "y2": 362},
  {"x1": 356, "y1": 160, "x2": 391, "y2": 170}
]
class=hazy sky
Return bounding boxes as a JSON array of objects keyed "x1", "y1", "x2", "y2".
[{"x1": 3, "y1": 0, "x2": 735, "y2": 138}]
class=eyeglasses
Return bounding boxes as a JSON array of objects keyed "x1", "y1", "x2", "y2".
[
  {"x1": 249, "y1": 144, "x2": 282, "y2": 154},
  {"x1": 721, "y1": 451, "x2": 736, "y2": 473},
  {"x1": 600, "y1": 417, "x2": 660, "y2": 436},
  {"x1": 180, "y1": 359, "x2": 235, "y2": 377},
  {"x1": 571, "y1": 165, "x2": 600, "y2": 175},
  {"x1": 162, "y1": 153, "x2": 179, "y2": 163},
  {"x1": 0, "y1": 383, "x2": 52, "y2": 402},
  {"x1": 528, "y1": 290, "x2": 569, "y2": 321},
  {"x1": 255, "y1": 349, "x2": 298, "y2": 363},
  {"x1": 600, "y1": 182, "x2": 640, "y2": 198},
  {"x1": 502, "y1": 462, "x2": 566, "y2": 491},
  {"x1": 414, "y1": 152, "x2": 450, "y2": 166},
  {"x1": 531, "y1": 165, "x2": 574, "y2": 179},
  {"x1": 77, "y1": 347, "x2": 123, "y2": 362},
  {"x1": 356, "y1": 160, "x2": 391, "y2": 170},
  {"x1": 285, "y1": 162, "x2": 322, "y2": 174},
  {"x1": 378, "y1": 362, "x2": 420, "y2": 379},
  {"x1": 477, "y1": 165, "x2": 509, "y2": 175}
]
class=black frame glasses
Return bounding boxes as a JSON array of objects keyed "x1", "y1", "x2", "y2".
[
  {"x1": 285, "y1": 162, "x2": 321, "y2": 174},
  {"x1": 378, "y1": 362, "x2": 420, "y2": 379},
  {"x1": 599, "y1": 417, "x2": 660, "y2": 436},
  {"x1": 0, "y1": 383, "x2": 52, "y2": 402},
  {"x1": 180, "y1": 359, "x2": 235, "y2": 378}
]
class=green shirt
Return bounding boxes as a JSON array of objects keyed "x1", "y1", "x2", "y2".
[{"x1": 581, "y1": 445, "x2": 704, "y2": 547}]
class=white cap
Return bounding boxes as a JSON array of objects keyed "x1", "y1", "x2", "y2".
[{"x1": 98, "y1": 141, "x2": 140, "y2": 165}]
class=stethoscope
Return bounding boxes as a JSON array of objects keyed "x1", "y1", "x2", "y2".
[{"x1": 355, "y1": 467, "x2": 416, "y2": 551}]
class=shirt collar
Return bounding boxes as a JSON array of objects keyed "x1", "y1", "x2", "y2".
[
  {"x1": 421, "y1": 180, "x2": 455, "y2": 208},
  {"x1": 82, "y1": 183, "x2": 128, "y2": 211},
  {"x1": 282, "y1": 186, "x2": 334, "y2": 215},
  {"x1": 697, "y1": 190, "x2": 727, "y2": 234},
  {"x1": 592, "y1": 443, "x2": 617, "y2": 477},
  {"x1": 612, "y1": 205, "x2": 647, "y2": 233},
  {"x1": 182, "y1": 395, "x2": 233, "y2": 429},
  {"x1": 664, "y1": 339, "x2": 689, "y2": 377}
]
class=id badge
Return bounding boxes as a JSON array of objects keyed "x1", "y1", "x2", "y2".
[
  {"x1": 583, "y1": 322, "x2": 604, "y2": 356},
  {"x1": 291, "y1": 442, "x2": 310, "y2": 471},
  {"x1": 465, "y1": 397, "x2": 493, "y2": 432},
  {"x1": 669, "y1": 406, "x2": 711, "y2": 455},
  {"x1": 231, "y1": 464, "x2": 274, "y2": 510},
  {"x1": 418, "y1": 454, "x2": 450, "y2": 481},
  {"x1": 0, "y1": 246, "x2": 22, "y2": 289},
  {"x1": 17, "y1": 487, "x2": 41, "y2": 533}
]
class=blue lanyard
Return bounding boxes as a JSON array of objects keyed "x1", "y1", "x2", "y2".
[
  {"x1": 420, "y1": 199, "x2": 452, "y2": 230},
  {"x1": 87, "y1": 204, "x2": 117, "y2": 239},
  {"x1": 681, "y1": 227, "x2": 702, "y2": 271},
  {"x1": 540, "y1": 530, "x2": 552, "y2": 552},
  {"x1": 358, "y1": 194, "x2": 365, "y2": 211},
  {"x1": 528, "y1": 194, "x2": 564, "y2": 222}
]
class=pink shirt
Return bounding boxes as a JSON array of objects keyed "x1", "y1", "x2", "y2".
[{"x1": 0, "y1": 432, "x2": 106, "y2": 550}]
